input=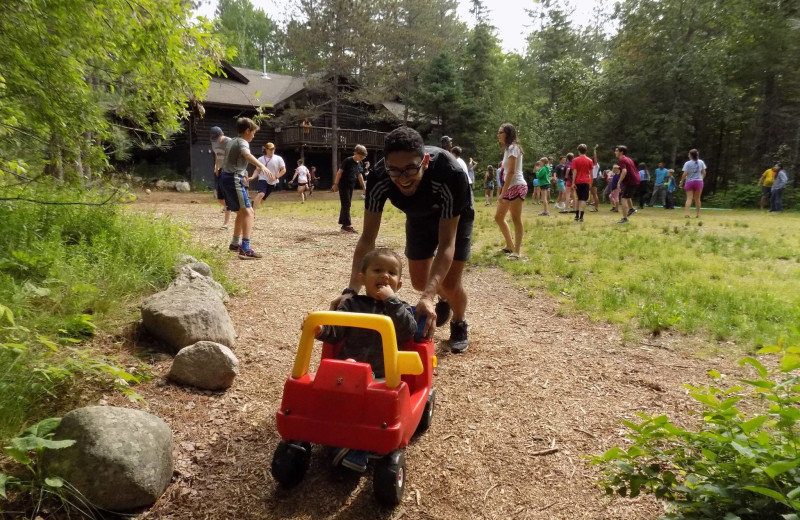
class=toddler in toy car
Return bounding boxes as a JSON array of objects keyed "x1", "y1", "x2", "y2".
[{"x1": 309, "y1": 247, "x2": 417, "y2": 472}]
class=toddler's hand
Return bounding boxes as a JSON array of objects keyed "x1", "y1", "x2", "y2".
[{"x1": 375, "y1": 285, "x2": 394, "y2": 300}]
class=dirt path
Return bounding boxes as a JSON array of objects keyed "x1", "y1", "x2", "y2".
[{"x1": 117, "y1": 192, "x2": 734, "y2": 519}]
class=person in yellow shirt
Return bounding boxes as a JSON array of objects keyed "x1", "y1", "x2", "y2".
[{"x1": 758, "y1": 164, "x2": 779, "y2": 210}]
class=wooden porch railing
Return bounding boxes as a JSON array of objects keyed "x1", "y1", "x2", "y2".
[{"x1": 274, "y1": 125, "x2": 387, "y2": 148}]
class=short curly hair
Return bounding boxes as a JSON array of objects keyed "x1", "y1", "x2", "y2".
[{"x1": 384, "y1": 127, "x2": 425, "y2": 158}]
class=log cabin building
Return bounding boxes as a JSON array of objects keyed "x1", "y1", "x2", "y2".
[{"x1": 154, "y1": 62, "x2": 405, "y2": 189}]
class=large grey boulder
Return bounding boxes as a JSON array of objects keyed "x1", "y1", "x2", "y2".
[
  {"x1": 42, "y1": 406, "x2": 173, "y2": 512},
  {"x1": 141, "y1": 283, "x2": 235, "y2": 354},
  {"x1": 168, "y1": 341, "x2": 239, "y2": 390},
  {"x1": 170, "y1": 264, "x2": 226, "y2": 302}
]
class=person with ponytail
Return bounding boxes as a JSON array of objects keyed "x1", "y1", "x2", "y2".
[{"x1": 680, "y1": 148, "x2": 707, "y2": 218}]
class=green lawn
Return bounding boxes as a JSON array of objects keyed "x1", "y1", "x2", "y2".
[
  {"x1": 471, "y1": 198, "x2": 800, "y2": 349},
  {"x1": 269, "y1": 193, "x2": 800, "y2": 349}
]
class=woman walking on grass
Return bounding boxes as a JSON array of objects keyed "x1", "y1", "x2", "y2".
[
  {"x1": 680, "y1": 149, "x2": 707, "y2": 218},
  {"x1": 494, "y1": 123, "x2": 527, "y2": 259}
]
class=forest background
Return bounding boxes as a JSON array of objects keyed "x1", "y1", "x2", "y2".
[{"x1": 210, "y1": 0, "x2": 800, "y2": 196}]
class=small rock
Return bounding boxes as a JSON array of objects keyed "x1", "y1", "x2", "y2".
[{"x1": 168, "y1": 341, "x2": 239, "y2": 390}]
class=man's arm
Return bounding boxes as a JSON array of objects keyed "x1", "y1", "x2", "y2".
[
  {"x1": 332, "y1": 168, "x2": 343, "y2": 192},
  {"x1": 357, "y1": 173, "x2": 366, "y2": 190},
  {"x1": 277, "y1": 165, "x2": 287, "y2": 179},
  {"x1": 415, "y1": 216, "x2": 459, "y2": 336}
]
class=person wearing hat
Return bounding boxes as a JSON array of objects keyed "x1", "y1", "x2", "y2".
[
  {"x1": 250, "y1": 141, "x2": 286, "y2": 209},
  {"x1": 210, "y1": 126, "x2": 232, "y2": 228},
  {"x1": 441, "y1": 135, "x2": 453, "y2": 151}
]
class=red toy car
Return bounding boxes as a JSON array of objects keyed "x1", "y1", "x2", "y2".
[{"x1": 271, "y1": 311, "x2": 436, "y2": 506}]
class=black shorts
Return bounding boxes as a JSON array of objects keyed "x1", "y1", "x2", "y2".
[
  {"x1": 621, "y1": 183, "x2": 638, "y2": 199},
  {"x1": 215, "y1": 174, "x2": 224, "y2": 200},
  {"x1": 761, "y1": 186, "x2": 772, "y2": 197},
  {"x1": 257, "y1": 180, "x2": 277, "y2": 199},
  {"x1": 405, "y1": 210, "x2": 474, "y2": 263},
  {"x1": 576, "y1": 183, "x2": 591, "y2": 201}
]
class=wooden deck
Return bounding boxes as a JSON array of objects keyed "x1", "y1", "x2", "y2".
[{"x1": 274, "y1": 125, "x2": 387, "y2": 149}]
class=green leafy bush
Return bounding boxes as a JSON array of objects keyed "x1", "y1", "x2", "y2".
[
  {"x1": 0, "y1": 183, "x2": 225, "y2": 441},
  {"x1": 590, "y1": 342, "x2": 800, "y2": 520}
]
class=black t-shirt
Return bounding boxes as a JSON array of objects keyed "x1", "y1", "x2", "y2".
[
  {"x1": 366, "y1": 146, "x2": 474, "y2": 221},
  {"x1": 554, "y1": 164, "x2": 567, "y2": 180},
  {"x1": 339, "y1": 156, "x2": 362, "y2": 186}
]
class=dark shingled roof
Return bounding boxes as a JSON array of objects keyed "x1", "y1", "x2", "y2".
[{"x1": 203, "y1": 66, "x2": 307, "y2": 109}]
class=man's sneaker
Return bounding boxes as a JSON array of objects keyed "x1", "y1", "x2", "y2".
[
  {"x1": 610, "y1": 207, "x2": 619, "y2": 212},
  {"x1": 333, "y1": 448, "x2": 368, "y2": 473},
  {"x1": 341, "y1": 226, "x2": 358, "y2": 234},
  {"x1": 574, "y1": 215, "x2": 580, "y2": 221},
  {"x1": 627, "y1": 208, "x2": 637, "y2": 217},
  {"x1": 578, "y1": 217, "x2": 584, "y2": 222},
  {"x1": 616, "y1": 217, "x2": 629, "y2": 224},
  {"x1": 435, "y1": 299, "x2": 452, "y2": 327},
  {"x1": 228, "y1": 243, "x2": 240, "y2": 251},
  {"x1": 449, "y1": 320, "x2": 468, "y2": 353},
  {"x1": 238, "y1": 248, "x2": 262, "y2": 260}
]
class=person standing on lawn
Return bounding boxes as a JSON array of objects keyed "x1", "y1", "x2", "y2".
[
  {"x1": 770, "y1": 163, "x2": 788, "y2": 212},
  {"x1": 615, "y1": 145, "x2": 640, "y2": 224},
  {"x1": 337, "y1": 127, "x2": 474, "y2": 353},
  {"x1": 680, "y1": 148, "x2": 707, "y2": 218},
  {"x1": 535, "y1": 158, "x2": 551, "y2": 216},
  {"x1": 650, "y1": 161, "x2": 668, "y2": 207},
  {"x1": 332, "y1": 144, "x2": 367, "y2": 233},
  {"x1": 484, "y1": 165, "x2": 496, "y2": 206},
  {"x1": 758, "y1": 163, "x2": 779, "y2": 210},
  {"x1": 494, "y1": 123, "x2": 527, "y2": 258},
  {"x1": 571, "y1": 144, "x2": 594, "y2": 222}
]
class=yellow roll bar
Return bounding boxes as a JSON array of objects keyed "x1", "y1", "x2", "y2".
[{"x1": 292, "y1": 311, "x2": 424, "y2": 389}]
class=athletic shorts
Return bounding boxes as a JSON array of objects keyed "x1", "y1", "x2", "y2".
[
  {"x1": 502, "y1": 184, "x2": 528, "y2": 201},
  {"x1": 220, "y1": 173, "x2": 251, "y2": 211},
  {"x1": 485, "y1": 181, "x2": 495, "y2": 190},
  {"x1": 215, "y1": 173, "x2": 224, "y2": 201},
  {"x1": 533, "y1": 179, "x2": 539, "y2": 187},
  {"x1": 557, "y1": 179, "x2": 566, "y2": 192},
  {"x1": 575, "y1": 183, "x2": 591, "y2": 201},
  {"x1": 593, "y1": 177, "x2": 602, "y2": 188},
  {"x1": 539, "y1": 184, "x2": 550, "y2": 191},
  {"x1": 405, "y1": 210, "x2": 474, "y2": 262},
  {"x1": 684, "y1": 180, "x2": 704, "y2": 192},
  {"x1": 257, "y1": 179, "x2": 277, "y2": 199},
  {"x1": 761, "y1": 186, "x2": 772, "y2": 197},
  {"x1": 621, "y1": 183, "x2": 638, "y2": 199}
]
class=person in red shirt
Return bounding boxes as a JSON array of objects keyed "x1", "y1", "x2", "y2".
[
  {"x1": 570, "y1": 144, "x2": 594, "y2": 222},
  {"x1": 615, "y1": 145, "x2": 640, "y2": 224}
]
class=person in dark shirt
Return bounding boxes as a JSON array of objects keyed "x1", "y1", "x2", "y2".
[
  {"x1": 335, "y1": 127, "x2": 474, "y2": 353},
  {"x1": 332, "y1": 144, "x2": 367, "y2": 233}
]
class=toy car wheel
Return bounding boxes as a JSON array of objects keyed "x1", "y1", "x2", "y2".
[
  {"x1": 373, "y1": 450, "x2": 406, "y2": 507},
  {"x1": 271, "y1": 440, "x2": 311, "y2": 488},
  {"x1": 416, "y1": 388, "x2": 435, "y2": 434}
]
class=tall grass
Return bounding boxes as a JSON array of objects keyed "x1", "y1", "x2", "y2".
[{"x1": 0, "y1": 185, "x2": 224, "y2": 440}]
